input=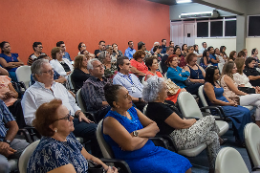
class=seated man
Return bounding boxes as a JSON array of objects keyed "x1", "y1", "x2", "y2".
[
  {"x1": 21, "y1": 59, "x2": 100, "y2": 156},
  {"x1": 0, "y1": 99, "x2": 29, "y2": 163},
  {"x1": 81, "y1": 58, "x2": 111, "y2": 122},
  {"x1": 56, "y1": 41, "x2": 71, "y2": 61},
  {"x1": 113, "y1": 56, "x2": 146, "y2": 111},
  {"x1": 27, "y1": 42, "x2": 46, "y2": 65}
]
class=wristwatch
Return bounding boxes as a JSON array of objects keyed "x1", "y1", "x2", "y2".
[
  {"x1": 133, "y1": 130, "x2": 139, "y2": 137},
  {"x1": 3, "y1": 139, "x2": 11, "y2": 145}
]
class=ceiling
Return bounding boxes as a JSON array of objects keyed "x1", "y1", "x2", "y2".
[{"x1": 147, "y1": 0, "x2": 180, "y2": 5}]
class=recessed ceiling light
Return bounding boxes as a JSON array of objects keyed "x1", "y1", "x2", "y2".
[{"x1": 176, "y1": 0, "x2": 192, "y2": 4}]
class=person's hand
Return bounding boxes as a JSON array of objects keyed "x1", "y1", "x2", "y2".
[
  {"x1": 77, "y1": 111, "x2": 94, "y2": 123},
  {"x1": 229, "y1": 101, "x2": 237, "y2": 107},
  {"x1": 1, "y1": 147, "x2": 16, "y2": 158},
  {"x1": 66, "y1": 71, "x2": 72, "y2": 75},
  {"x1": 0, "y1": 142, "x2": 10, "y2": 151},
  {"x1": 199, "y1": 79, "x2": 205, "y2": 83},
  {"x1": 106, "y1": 166, "x2": 118, "y2": 173}
]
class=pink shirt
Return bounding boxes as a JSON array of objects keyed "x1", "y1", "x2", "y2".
[{"x1": 0, "y1": 76, "x2": 17, "y2": 107}]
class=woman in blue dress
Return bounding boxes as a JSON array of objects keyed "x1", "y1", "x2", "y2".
[
  {"x1": 203, "y1": 66, "x2": 252, "y2": 145},
  {"x1": 0, "y1": 41, "x2": 24, "y2": 82},
  {"x1": 102, "y1": 84, "x2": 192, "y2": 173}
]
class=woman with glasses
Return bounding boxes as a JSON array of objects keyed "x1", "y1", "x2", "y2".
[
  {"x1": 27, "y1": 99, "x2": 118, "y2": 173},
  {"x1": 99, "y1": 51, "x2": 117, "y2": 79},
  {"x1": 130, "y1": 50, "x2": 149, "y2": 80},
  {"x1": 50, "y1": 47, "x2": 74, "y2": 78},
  {"x1": 0, "y1": 41, "x2": 24, "y2": 82},
  {"x1": 112, "y1": 43, "x2": 123, "y2": 59}
]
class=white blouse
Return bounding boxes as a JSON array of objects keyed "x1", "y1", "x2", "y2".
[
  {"x1": 50, "y1": 58, "x2": 74, "y2": 77},
  {"x1": 233, "y1": 73, "x2": 252, "y2": 87}
]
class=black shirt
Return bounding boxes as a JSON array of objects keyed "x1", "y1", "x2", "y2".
[
  {"x1": 71, "y1": 68, "x2": 90, "y2": 92},
  {"x1": 161, "y1": 54, "x2": 168, "y2": 74},
  {"x1": 60, "y1": 61, "x2": 71, "y2": 72},
  {"x1": 243, "y1": 66, "x2": 260, "y2": 87},
  {"x1": 146, "y1": 100, "x2": 183, "y2": 135},
  {"x1": 94, "y1": 49, "x2": 101, "y2": 58}
]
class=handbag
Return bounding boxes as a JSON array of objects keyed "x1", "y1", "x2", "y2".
[
  {"x1": 238, "y1": 87, "x2": 256, "y2": 94},
  {"x1": 165, "y1": 79, "x2": 180, "y2": 95},
  {"x1": 184, "y1": 78, "x2": 194, "y2": 86}
]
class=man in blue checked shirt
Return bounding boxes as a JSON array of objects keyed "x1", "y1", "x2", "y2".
[
  {"x1": 124, "y1": 41, "x2": 136, "y2": 60},
  {"x1": 0, "y1": 99, "x2": 28, "y2": 173}
]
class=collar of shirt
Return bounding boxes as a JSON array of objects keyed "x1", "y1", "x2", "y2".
[
  {"x1": 117, "y1": 71, "x2": 132, "y2": 78},
  {"x1": 89, "y1": 75, "x2": 106, "y2": 82},
  {"x1": 127, "y1": 47, "x2": 134, "y2": 51},
  {"x1": 35, "y1": 81, "x2": 56, "y2": 90}
]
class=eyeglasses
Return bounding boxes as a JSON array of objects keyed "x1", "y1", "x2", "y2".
[
  {"x1": 38, "y1": 46, "x2": 43, "y2": 49},
  {"x1": 53, "y1": 111, "x2": 72, "y2": 122},
  {"x1": 81, "y1": 45, "x2": 86, "y2": 47},
  {"x1": 124, "y1": 63, "x2": 130, "y2": 65},
  {"x1": 61, "y1": 46, "x2": 65, "y2": 48},
  {"x1": 42, "y1": 69, "x2": 54, "y2": 74}
]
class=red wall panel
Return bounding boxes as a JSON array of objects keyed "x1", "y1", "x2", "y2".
[{"x1": 0, "y1": 0, "x2": 170, "y2": 63}]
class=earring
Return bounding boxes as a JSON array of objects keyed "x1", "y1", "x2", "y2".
[{"x1": 54, "y1": 129, "x2": 58, "y2": 133}]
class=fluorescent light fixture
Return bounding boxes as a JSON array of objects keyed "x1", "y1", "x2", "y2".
[{"x1": 176, "y1": 0, "x2": 192, "y2": 4}]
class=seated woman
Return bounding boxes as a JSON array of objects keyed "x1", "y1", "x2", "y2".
[
  {"x1": 71, "y1": 55, "x2": 90, "y2": 92},
  {"x1": 130, "y1": 50, "x2": 148, "y2": 80},
  {"x1": 200, "y1": 50, "x2": 211, "y2": 69},
  {"x1": 144, "y1": 56, "x2": 163, "y2": 79},
  {"x1": 50, "y1": 47, "x2": 74, "y2": 78},
  {"x1": 153, "y1": 46, "x2": 162, "y2": 61},
  {"x1": 80, "y1": 49, "x2": 95, "y2": 60},
  {"x1": 220, "y1": 46, "x2": 228, "y2": 61},
  {"x1": 0, "y1": 41, "x2": 24, "y2": 82},
  {"x1": 181, "y1": 44, "x2": 188, "y2": 57},
  {"x1": 166, "y1": 54, "x2": 203, "y2": 96},
  {"x1": 183, "y1": 53, "x2": 205, "y2": 83},
  {"x1": 99, "y1": 51, "x2": 117, "y2": 79},
  {"x1": 102, "y1": 84, "x2": 192, "y2": 173},
  {"x1": 28, "y1": 99, "x2": 117, "y2": 173},
  {"x1": 174, "y1": 46, "x2": 186, "y2": 68},
  {"x1": 187, "y1": 46, "x2": 194, "y2": 54},
  {"x1": 112, "y1": 43, "x2": 123, "y2": 59},
  {"x1": 144, "y1": 76, "x2": 221, "y2": 173},
  {"x1": 221, "y1": 61, "x2": 260, "y2": 127},
  {"x1": 228, "y1": 51, "x2": 237, "y2": 62},
  {"x1": 237, "y1": 50, "x2": 246, "y2": 59},
  {"x1": 244, "y1": 57, "x2": 260, "y2": 87},
  {"x1": 251, "y1": 48, "x2": 259, "y2": 67},
  {"x1": 193, "y1": 44, "x2": 202, "y2": 58},
  {"x1": 204, "y1": 66, "x2": 252, "y2": 145}
]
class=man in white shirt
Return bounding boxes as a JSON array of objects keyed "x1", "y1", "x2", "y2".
[
  {"x1": 113, "y1": 56, "x2": 146, "y2": 111},
  {"x1": 21, "y1": 59, "x2": 101, "y2": 156},
  {"x1": 199, "y1": 42, "x2": 208, "y2": 54}
]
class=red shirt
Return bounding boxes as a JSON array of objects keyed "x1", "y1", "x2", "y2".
[{"x1": 130, "y1": 59, "x2": 148, "y2": 74}]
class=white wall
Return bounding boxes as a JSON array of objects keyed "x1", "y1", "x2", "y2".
[
  {"x1": 246, "y1": 38, "x2": 260, "y2": 55},
  {"x1": 195, "y1": 38, "x2": 236, "y2": 55}
]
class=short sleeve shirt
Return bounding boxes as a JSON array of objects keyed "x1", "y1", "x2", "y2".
[
  {"x1": 0, "y1": 76, "x2": 17, "y2": 107},
  {"x1": 146, "y1": 101, "x2": 183, "y2": 135},
  {"x1": 0, "y1": 99, "x2": 15, "y2": 140},
  {"x1": 130, "y1": 59, "x2": 148, "y2": 74},
  {"x1": 0, "y1": 53, "x2": 19, "y2": 72},
  {"x1": 27, "y1": 133, "x2": 88, "y2": 173}
]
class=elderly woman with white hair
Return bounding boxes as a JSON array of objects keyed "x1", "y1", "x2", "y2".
[{"x1": 143, "y1": 76, "x2": 222, "y2": 173}]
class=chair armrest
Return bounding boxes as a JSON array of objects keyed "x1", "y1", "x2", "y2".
[
  {"x1": 200, "y1": 106, "x2": 226, "y2": 119},
  {"x1": 150, "y1": 137, "x2": 169, "y2": 149},
  {"x1": 17, "y1": 129, "x2": 33, "y2": 143},
  {"x1": 156, "y1": 135, "x2": 178, "y2": 152},
  {"x1": 85, "y1": 112, "x2": 97, "y2": 123},
  {"x1": 253, "y1": 166, "x2": 260, "y2": 171},
  {"x1": 23, "y1": 126, "x2": 41, "y2": 140},
  {"x1": 100, "y1": 158, "x2": 132, "y2": 173}
]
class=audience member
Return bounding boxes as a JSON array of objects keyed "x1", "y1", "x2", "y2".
[
  {"x1": 183, "y1": 53, "x2": 205, "y2": 83},
  {"x1": 78, "y1": 42, "x2": 87, "y2": 55},
  {"x1": 27, "y1": 99, "x2": 117, "y2": 173},
  {"x1": 204, "y1": 66, "x2": 252, "y2": 144},
  {"x1": 152, "y1": 46, "x2": 162, "y2": 61},
  {"x1": 166, "y1": 54, "x2": 202, "y2": 95},
  {"x1": 50, "y1": 47, "x2": 74, "y2": 78},
  {"x1": 220, "y1": 46, "x2": 228, "y2": 60},
  {"x1": 80, "y1": 49, "x2": 94, "y2": 60},
  {"x1": 99, "y1": 51, "x2": 117, "y2": 79},
  {"x1": 187, "y1": 46, "x2": 194, "y2": 54},
  {"x1": 137, "y1": 41, "x2": 151, "y2": 59},
  {"x1": 94, "y1": 41, "x2": 106, "y2": 58},
  {"x1": 208, "y1": 46, "x2": 219, "y2": 67},
  {"x1": 144, "y1": 76, "x2": 220, "y2": 173},
  {"x1": 0, "y1": 99, "x2": 29, "y2": 162},
  {"x1": 169, "y1": 41, "x2": 174, "y2": 47},
  {"x1": 102, "y1": 84, "x2": 192, "y2": 173},
  {"x1": 56, "y1": 41, "x2": 71, "y2": 61},
  {"x1": 130, "y1": 50, "x2": 148, "y2": 80},
  {"x1": 215, "y1": 48, "x2": 225, "y2": 71},
  {"x1": 251, "y1": 48, "x2": 259, "y2": 67},
  {"x1": 71, "y1": 55, "x2": 90, "y2": 92},
  {"x1": 112, "y1": 43, "x2": 123, "y2": 59},
  {"x1": 244, "y1": 57, "x2": 260, "y2": 86},
  {"x1": 161, "y1": 39, "x2": 167, "y2": 54},
  {"x1": 181, "y1": 44, "x2": 188, "y2": 57},
  {"x1": 30, "y1": 55, "x2": 66, "y2": 85},
  {"x1": 145, "y1": 56, "x2": 163, "y2": 80},
  {"x1": 150, "y1": 42, "x2": 160, "y2": 54},
  {"x1": 21, "y1": 59, "x2": 100, "y2": 156},
  {"x1": 199, "y1": 42, "x2": 207, "y2": 54},
  {"x1": 27, "y1": 42, "x2": 45, "y2": 65},
  {"x1": 124, "y1": 41, "x2": 136, "y2": 60},
  {"x1": 193, "y1": 44, "x2": 202, "y2": 58},
  {"x1": 174, "y1": 46, "x2": 186, "y2": 68},
  {"x1": 228, "y1": 51, "x2": 237, "y2": 62},
  {"x1": 0, "y1": 41, "x2": 24, "y2": 82},
  {"x1": 161, "y1": 46, "x2": 174, "y2": 74},
  {"x1": 243, "y1": 48, "x2": 248, "y2": 58},
  {"x1": 81, "y1": 58, "x2": 111, "y2": 122},
  {"x1": 221, "y1": 61, "x2": 260, "y2": 127},
  {"x1": 113, "y1": 56, "x2": 146, "y2": 111},
  {"x1": 238, "y1": 50, "x2": 246, "y2": 59},
  {"x1": 200, "y1": 50, "x2": 211, "y2": 69}
]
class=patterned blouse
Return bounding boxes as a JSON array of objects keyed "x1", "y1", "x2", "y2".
[{"x1": 27, "y1": 133, "x2": 88, "y2": 173}]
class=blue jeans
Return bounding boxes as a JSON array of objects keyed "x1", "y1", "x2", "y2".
[
  {"x1": 72, "y1": 118, "x2": 101, "y2": 157},
  {"x1": 0, "y1": 154, "x2": 9, "y2": 173}
]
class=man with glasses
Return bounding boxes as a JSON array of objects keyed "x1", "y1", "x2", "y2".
[
  {"x1": 56, "y1": 41, "x2": 71, "y2": 61},
  {"x1": 81, "y1": 58, "x2": 111, "y2": 122},
  {"x1": 124, "y1": 41, "x2": 136, "y2": 60},
  {"x1": 27, "y1": 42, "x2": 46, "y2": 65},
  {"x1": 199, "y1": 42, "x2": 208, "y2": 54},
  {"x1": 113, "y1": 56, "x2": 146, "y2": 111},
  {"x1": 21, "y1": 59, "x2": 101, "y2": 156},
  {"x1": 94, "y1": 41, "x2": 106, "y2": 58}
]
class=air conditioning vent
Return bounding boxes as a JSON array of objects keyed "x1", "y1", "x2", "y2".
[{"x1": 179, "y1": 10, "x2": 219, "y2": 19}]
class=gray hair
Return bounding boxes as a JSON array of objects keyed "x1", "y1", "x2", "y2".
[
  {"x1": 87, "y1": 58, "x2": 101, "y2": 70},
  {"x1": 31, "y1": 59, "x2": 49, "y2": 81},
  {"x1": 142, "y1": 76, "x2": 165, "y2": 102},
  {"x1": 98, "y1": 51, "x2": 109, "y2": 63}
]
